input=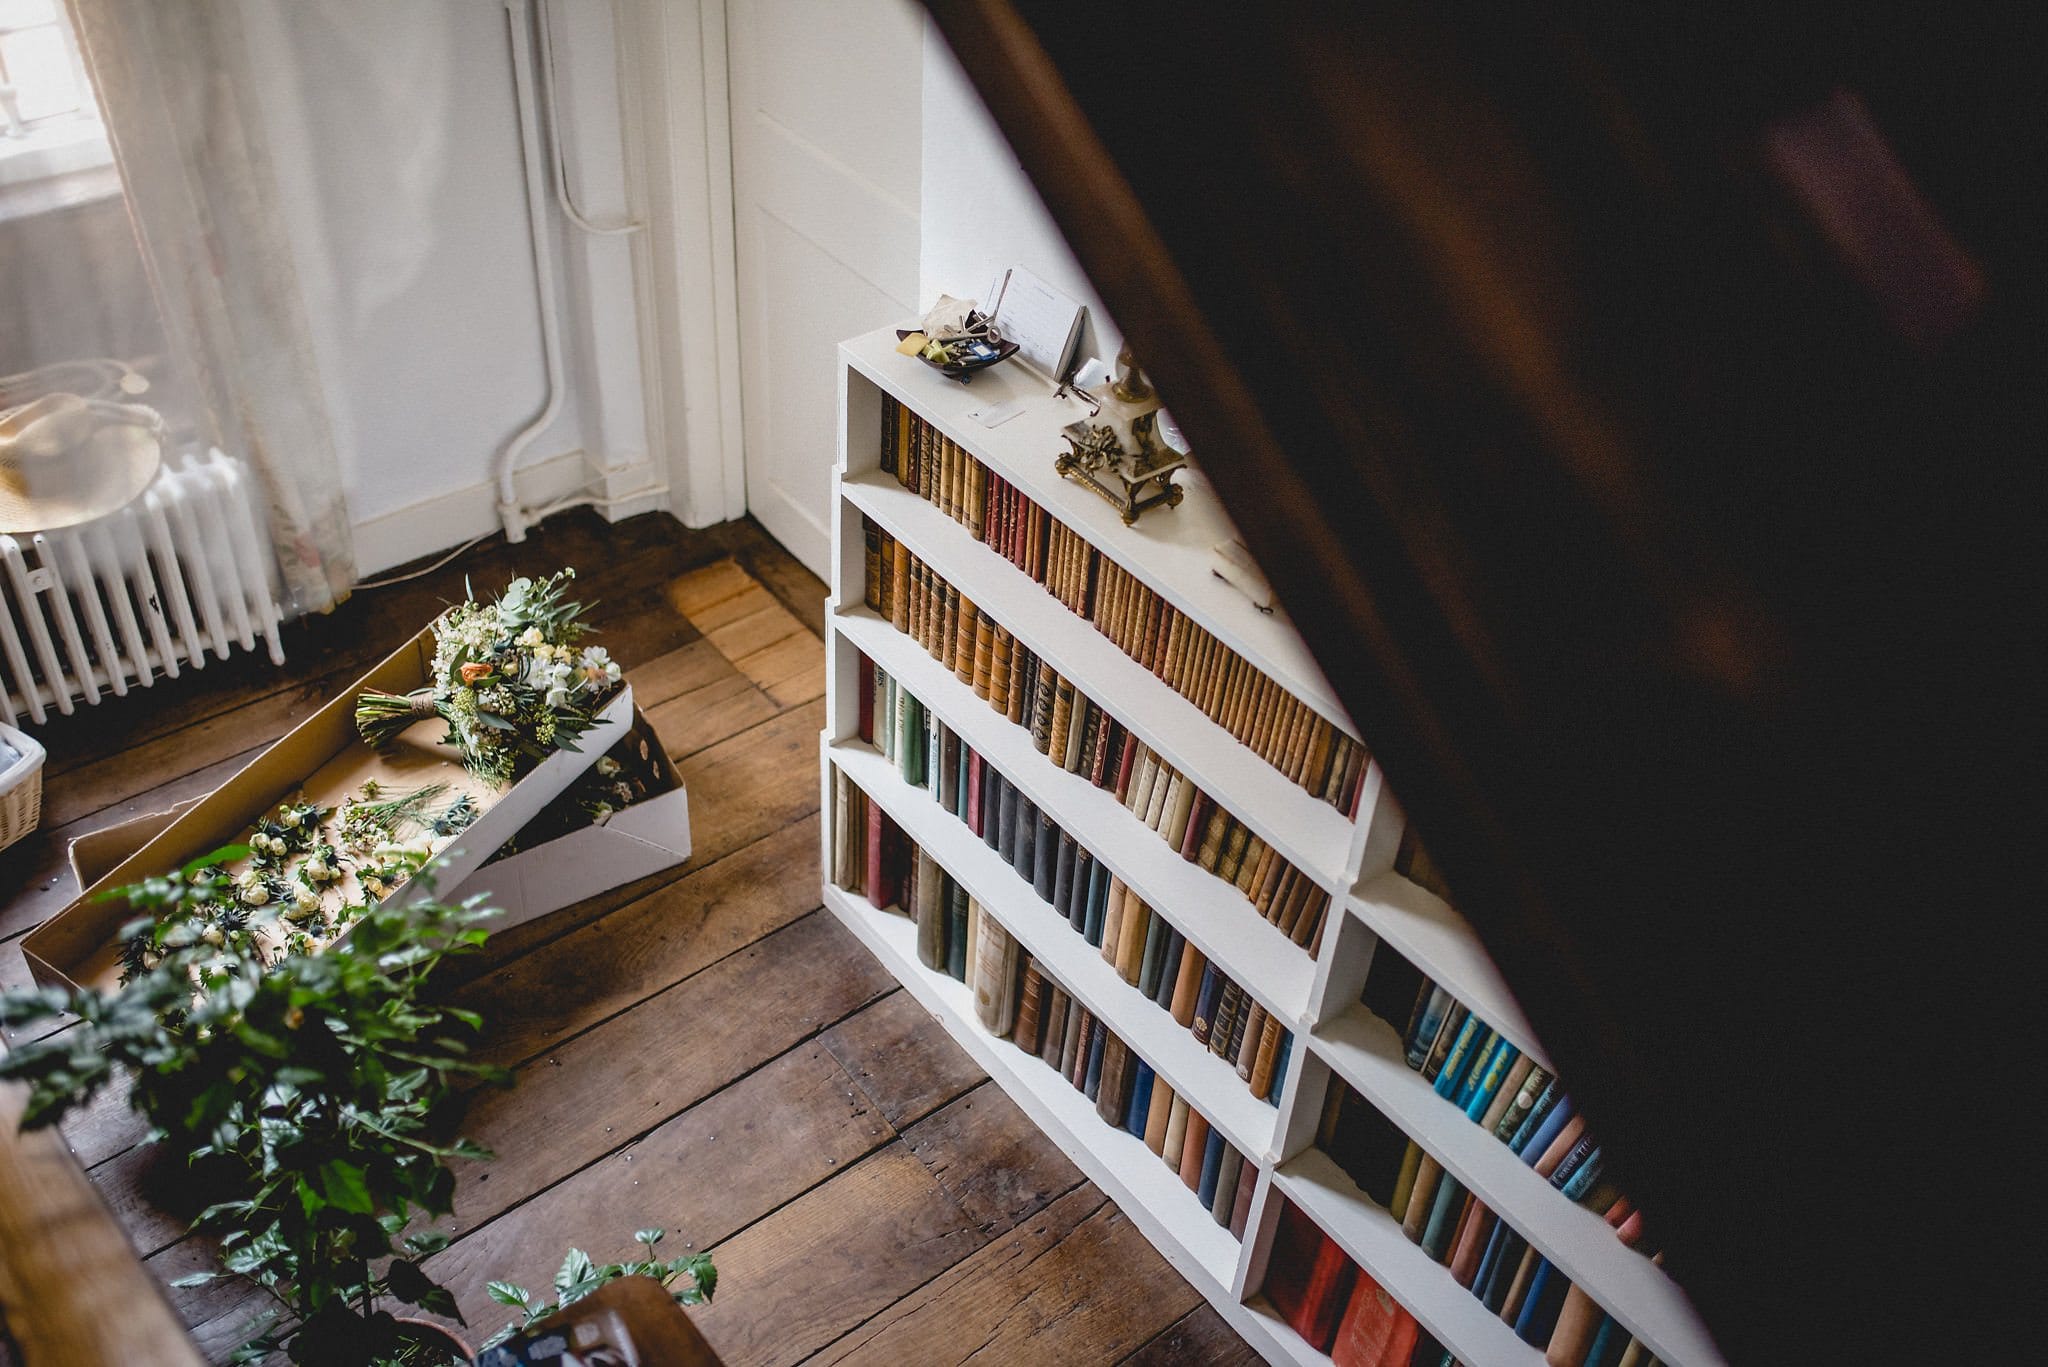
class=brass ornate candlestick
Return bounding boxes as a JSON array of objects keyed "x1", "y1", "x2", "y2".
[{"x1": 1053, "y1": 347, "x2": 1186, "y2": 525}]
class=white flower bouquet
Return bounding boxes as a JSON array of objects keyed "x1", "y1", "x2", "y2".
[{"x1": 354, "y1": 568, "x2": 622, "y2": 786}]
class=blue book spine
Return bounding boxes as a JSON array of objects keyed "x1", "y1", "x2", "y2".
[
  {"x1": 1464, "y1": 1039, "x2": 1520, "y2": 1120},
  {"x1": 1508, "y1": 1078, "x2": 1566, "y2": 1154},
  {"x1": 1519, "y1": 1095, "x2": 1577, "y2": 1167},
  {"x1": 1196, "y1": 1126, "x2": 1227, "y2": 1207},
  {"x1": 1451, "y1": 1030, "x2": 1503, "y2": 1107},
  {"x1": 1124, "y1": 1062, "x2": 1154, "y2": 1137},
  {"x1": 1269, "y1": 1030, "x2": 1293, "y2": 1103},
  {"x1": 925, "y1": 710, "x2": 941, "y2": 792},
  {"x1": 1419, "y1": 1173, "x2": 1467, "y2": 1262},
  {"x1": 1082, "y1": 1022, "x2": 1107, "y2": 1100},
  {"x1": 1012, "y1": 797, "x2": 1038, "y2": 880},
  {"x1": 1083, "y1": 862, "x2": 1109, "y2": 945},
  {"x1": 1068, "y1": 850, "x2": 1094, "y2": 931},
  {"x1": 1560, "y1": 1147, "x2": 1606, "y2": 1201},
  {"x1": 1404, "y1": 984, "x2": 1451, "y2": 1068},
  {"x1": 1432, "y1": 1014, "x2": 1486, "y2": 1099},
  {"x1": 1471, "y1": 1208, "x2": 1516, "y2": 1302},
  {"x1": 1153, "y1": 931, "x2": 1185, "y2": 1010},
  {"x1": 1583, "y1": 1313, "x2": 1628, "y2": 1367},
  {"x1": 1514, "y1": 1258, "x2": 1568, "y2": 1345},
  {"x1": 1478, "y1": 1229, "x2": 1527, "y2": 1313},
  {"x1": 957, "y1": 740, "x2": 971, "y2": 818}
]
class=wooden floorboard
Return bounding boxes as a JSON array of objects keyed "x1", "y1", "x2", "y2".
[{"x1": 0, "y1": 515, "x2": 1254, "y2": 1365}]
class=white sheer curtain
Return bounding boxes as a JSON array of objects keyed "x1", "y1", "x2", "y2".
[{"x1": 54, "y1": 0, "x2": 355, "y2": 613}]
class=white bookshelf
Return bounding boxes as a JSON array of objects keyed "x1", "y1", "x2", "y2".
[{"x1": 818, "y1": 326, "x2": 1725, "y2": 1366}]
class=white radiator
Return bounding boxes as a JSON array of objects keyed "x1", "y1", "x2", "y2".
[{"x1": 1, "y1": 448, "x2": 285, "y2": 727}]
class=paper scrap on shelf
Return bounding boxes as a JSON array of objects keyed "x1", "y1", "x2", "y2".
[{"x1": 970, "y1": 399, "x2": 1027, "y2": 429}]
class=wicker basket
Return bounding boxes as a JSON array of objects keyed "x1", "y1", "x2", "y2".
[{"x1": 1, "y1": 721, "x2": 45, "y2": 853}]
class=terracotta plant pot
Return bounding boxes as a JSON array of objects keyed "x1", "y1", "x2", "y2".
[{"x1": 392, "y1": 1317, "x2": 474, "y2": 1365}]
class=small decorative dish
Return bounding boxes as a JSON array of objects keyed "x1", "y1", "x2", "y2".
[{"x1": 896, "y1": 320, "x2": 1019, "y2": 383}]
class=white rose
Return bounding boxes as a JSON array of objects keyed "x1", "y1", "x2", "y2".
[{"x1": 596, "y1": 757, "x2": 622, "y2": 778}]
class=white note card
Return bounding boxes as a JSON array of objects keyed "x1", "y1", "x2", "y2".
[{"x1": 987, "y1": 265, "x2": 1085, "y2": 382}]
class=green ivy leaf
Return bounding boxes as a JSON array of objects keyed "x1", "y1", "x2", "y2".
[
  {"x1": 555, "y1": 1248, "x2": 596, "y2": 1302},
  {"x1": 486, "y1": 1281, "x2": 533, "y2": 1308},
  {"x1": 319, "y1": 1160, "x2": 375, "y2": 1214}
]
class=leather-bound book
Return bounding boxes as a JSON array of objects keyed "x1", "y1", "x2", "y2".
[{"x1": 1012, "y1": 962, "x2": 1045, "y2": 1053}]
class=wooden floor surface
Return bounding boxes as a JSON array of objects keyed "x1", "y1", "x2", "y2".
[{"x1": 0, "y1": 512, "x2": 1258, "y2": 1367}]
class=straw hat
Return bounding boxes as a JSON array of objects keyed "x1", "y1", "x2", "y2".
[{"x1": 0, "y1": 392, "x2": 163, "y2": 534}]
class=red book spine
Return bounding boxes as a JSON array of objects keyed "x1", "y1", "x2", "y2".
[
  {"x1": 1329, "y1": 1272, "x2": 1402, "y2": 1367},
  {"x1": 856, "y1": 652, "x2": 874, "y2": 744},
  {"x1": 1265, "y1": 1201, "x2": 1360, "y2": 1355},
  {"x1": 1178, "y1": 794, "x2": 1211, "y2": 860},
  {"x1": 1114, "y1": 733, "x2": 1140, "y2": 800}
]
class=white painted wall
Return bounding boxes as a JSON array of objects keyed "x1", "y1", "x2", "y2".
[
  {"x1": 237, "y1": 0, "x2": 653, "y2": 573},
  {"x1": 918, "y1": 22, "x2": 1121, "y2": 373}
]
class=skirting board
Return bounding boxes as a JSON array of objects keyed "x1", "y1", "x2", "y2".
[{"x1": 350, "y1": 448, "x2": 671, "y2": 576}]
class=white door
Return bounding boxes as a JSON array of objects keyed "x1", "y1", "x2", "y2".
[{"x1": 726, "y1": 0, "x2": 923, "y2": 576}]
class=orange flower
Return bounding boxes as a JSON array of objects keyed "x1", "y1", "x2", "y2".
[{"x1": 459, "y1": 662, "x2": 494, "y2": 684}]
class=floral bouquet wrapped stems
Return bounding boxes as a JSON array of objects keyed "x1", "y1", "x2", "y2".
[{"x1": 355, "y1": 568, "x2": 623, "y2": 787}]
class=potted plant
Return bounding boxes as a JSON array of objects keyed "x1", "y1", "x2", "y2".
[
  {"x1": 0, "y1": 852, "x2": 506, "y2": 1366},
  {"x1": 478, "y1": 1228, "x2": 716, "y2": 1359}
]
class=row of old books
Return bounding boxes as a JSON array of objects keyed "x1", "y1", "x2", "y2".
[
  {"x1": 1358, "y1": 943, "x2": 1649, "y2": 1254},
  {"x1": 858, "y1": 536, "x2": 1337, "y2": 954},
  {"x1": 856, "y1": 652, "x2": 1294, "y2": 1103},
  {"x1": 831, "y1": 764, "x2": 1258, "y2": 1232},
  {"x1": 876, "y1": 396, "x2": 1369, "y2": 811},
  {"x1": 1010, "y1": 953, "x2": 1258, "y2": 1234},
  {"x1": 1291, "y1": 1091, "x2": 1663, "y2": 1367}
]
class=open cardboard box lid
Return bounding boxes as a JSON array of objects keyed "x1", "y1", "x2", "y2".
[{"x1": 25, "y1": 625, "x2": 633, "y2": 991}]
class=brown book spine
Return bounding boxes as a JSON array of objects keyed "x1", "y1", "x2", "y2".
[
  {"x1": 1046, "y1": 679, "x2": 1074, "y2": 763},
  {"x1": 1116, "y1": 897, "x2": 1149, "y2": 985},
  {"x1": 952, "y1": 597, "x2": 976, "y2": 682},
  {"x1": 1215, "y1": 820, "x2": 1251, "y2": 883},
  {"x1": 1070, "y1": 1012, "x2": 1099, "y2": 1090},
  {"x1": 1545, "y1": 1284, "x2": 1602, "y2": 1367},
  {"x1": 1194, "y1": 806, "x2": 1232, "y2": 873},
  {"x1": 1177, "y1": 1109, "x2": 1210, "y2": 1190},
  {"x1": 988, "y1": 627, "x2": 1012, "y2": 713},
  {"x1": 1012, "y1": 962, "x2": 1046, "y2": 1052},
  {"x1": 1144, "y1": 1077, "x2": 1175, "y2": 1154},
  {"x1": 941, "y1": 582, "x2": 960, "y2": 668},
  {"x1": 1178, "y1": 793, "x2": 1211, "y2": 861},
  {"x1": 972, "y1": 615, "x2": 995, "y2": 698},
  {"x1": 889, "y1": 541, "x2": 911, "y2": 633},
  {"x1": 1099, "y1": 879, "x2": 1129, "y2": 968},
  {"x1": 1005, "y1": 643, "x2": 1030, "y2": 724},
  {"x1": 1061, "y1": 1002, "x2": 1089, "y2": 1083},
  {"x1": 1295, "y1": 887, "x2": 1332, "y2": 949},
  {"x1": 1209, "y1": 981, "x2": 1243, "y2": 1059},
  {"x1": 1234, "y1": 1002, "x2": 1267, "y2": 1080},
  {"x1": 1249, "y1": 1011, "x2": 1285, "y2": 1099},
  {"x1": 1038, "y1": 984, "x2": 1069, "y2": 1068},
  {"x1": 1276, "y1": 869, "x2": 1317, "y2": 937},
  {"x1": 1094, "y1": 1033, "x2": 1130, "y2": 1125},
  {"x1": 1028, "y1": 662, "x2": 1058, "y2": 752},
  {"x1": 1403, "y1": 1155, "x2": 1444, "y2": 1243},
  {"x1": 1498, "y1": 1244, "x2": 1542, "y2": 1324},
  {"x1": 1169, "y1": 945, "x2": 1206, "y2": 1027}
]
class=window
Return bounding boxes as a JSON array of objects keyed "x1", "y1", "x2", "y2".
[
  {"x1": 0, "y1": 0, "x2": 95, "y2": 135},
  {"x1": 0, "y1": 0, "x2": 112, "y2": 212}
]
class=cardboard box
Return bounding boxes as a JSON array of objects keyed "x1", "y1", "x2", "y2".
[
  {"x1": 64, "y1": 711, "x2": 690, "y2": 943},
  {"x1": 450, "y1": 714, "x2": 691, "y2": 931},
  {"x1": 24, "y1": 626, "x2": 633, "y2": 991}
]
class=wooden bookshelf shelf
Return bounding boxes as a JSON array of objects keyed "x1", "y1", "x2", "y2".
[
  {"x1": 834, "y1": 606, "x2": 1318, "y2": 1028},
  {"x1": 1307, "y1": 1006, "x2": 1726, "y2": 1367},
  {"x1": 842, "y1": 469, "x2": 1360, "y2": 890},
  {"x1": 820, "y1": 328, "x2": 1723, "y2": 1365}
]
